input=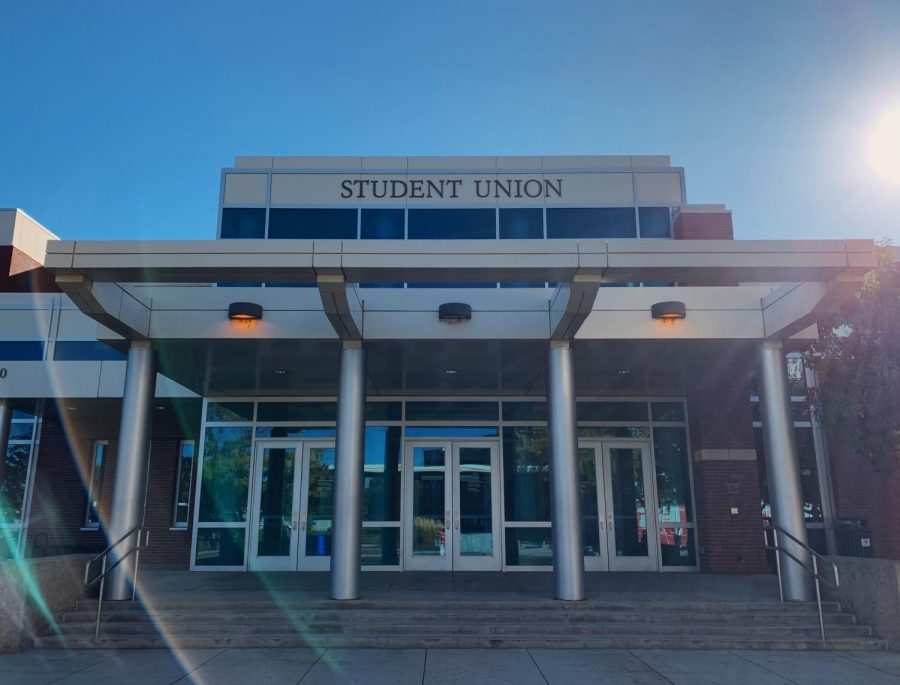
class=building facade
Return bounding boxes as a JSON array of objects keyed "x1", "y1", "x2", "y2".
[{"x1": 0, "y1": 155, "x2": 886, "y2": 601}]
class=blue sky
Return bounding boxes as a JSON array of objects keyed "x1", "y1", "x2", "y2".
[{"x1": 1, "y1": 1, "x2": 899, "y2": 242}]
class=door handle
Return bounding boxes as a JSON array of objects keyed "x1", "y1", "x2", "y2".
[
  {"x1": 454, "y1": 520, "x2": 459, "y2": 530},
  {"x1": 291, "y1": 517, "x2": 298, "y2": 531}
]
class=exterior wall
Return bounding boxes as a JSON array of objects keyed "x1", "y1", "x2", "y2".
[
  {"x1": 674, "y1": 209, "x2": 734, "y2": 240},
  {"x1": 0, "y1": 246, "x2": 60, "y2": 293},
  {"x1": 25, "y1": 401, "x2": 200, "y2": 566},
  {"x1": 687, "y1": 350, "x2": 768, "y2": 574}
]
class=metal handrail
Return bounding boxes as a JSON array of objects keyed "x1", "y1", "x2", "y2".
[
  {"x1": 83, "y1": 525, "x2": 150, "y2": 639},
  {"x1": 763, "y1": 524, "x2": 840, "y2": 641}
]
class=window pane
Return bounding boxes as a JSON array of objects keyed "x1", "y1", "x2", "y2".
[
  {"x1": 405, "y1": 401, "x2": 499, "y2": 422},
  {"x1": 0, "y1": 341, "x2": 44, "y2": 361},
  {"x1": 502, "y1": 402, "x2": 547, "y2": 422},
  {"x1": 9, "y1": 423, "x2": 33, "y2": 441},
  {"x1": 361, "y1": 209, "x2": 404, "y2": 239},
  {"x1": 206, "y1": 402, "x2": 254, "y2": 422},
  {"x1": 579, "y1": 448, "x2": 601, "y2": 557},
  {"x1": 405, "y1": 426, "x2": 499, "y2": 438},
  {"x1": 504, "y1": 527, "x2": 553, "y2": 566},
  {"x1": 755, "y1": 427, "x2": 823, "y2": 523},
  {"x1": 221, "y1": 208, "x2": 265, "y2": 239},
  {"x1": 173, "y1": 441, "x2": 195, "y2": 527},
  {"x1": 53, "y1": 341, "x2": 126, "y2": 361},
  {"x1": 256, "y1": 402, "x2": 336, "y2": 422},
  {"x1": 651, "y1": 402, "x2": 685, "y2": 422},
  {"x1": 85, "y1": 442, "x2": 106, "y2": 527},
  {"x1": 365, "y1": 402, "x2": 402, "y2": 421},
  {"x1": 255, "y1": 427, "x2": 335, "y2": 439},
  {"x1": 268, "y1": 208, "x2": 357, "y2": 239},
  {"x1": 638, "y1": 207, "x2": 671, "y2": 238},
  {"x1": 653, "y1": 427, "x2": 693, "y2": 523},
  {"x1": 577, "y1": 427, "x2": 651, "y2": 439},
  {"x1": 2, "y1": 444, "x2": 32, "y2": 524},
  {"x1": 577, "y1": 402, "x2": 648, "y2": 422},
  {"x1": 499, "y1": 208, "x2": 543, "y2": 239},
  {"x1": 305, "y1": 446, "x2": 335, "y2": 556},
  {"x1": 199, "y1": 427, "x2": 252, "y2": 523},
  {"x1": 546, "y1": 208, "x2": 637, "y2": 239},
  {"x1": 195, "y1": 528, "x2": 245, "y2": 566},
  {"x1": 659, "y1": 527, "x2": 697, "y2": 566},
  {"x1": 503, "y1": 427, "x2": 550, "y2": 521},
  {"x1": 407, "y1": 209, "x2": 495, "y2": 239},
  {"x1": 363, "y1": 426, "x2": 402, "y2": 522},
  {"x1": 361, "y1": 527, "x2": 400, "y2": 565}
]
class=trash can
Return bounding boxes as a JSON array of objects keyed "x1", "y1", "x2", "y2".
[{"x1": 835, "y1": 519, "x2": 874, "y2": 558}]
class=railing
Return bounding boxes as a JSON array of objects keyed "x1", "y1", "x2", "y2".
[
  {"x1": 763, "y1": 524, "x2": 839, "y2": 641},
  {"x1": 83, "y1": 526, "x2": 150, "y2": 639}
]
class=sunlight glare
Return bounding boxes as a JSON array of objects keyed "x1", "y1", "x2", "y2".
[{"x1": 868, "y1": 105, "x2": 900, "y2": 184}]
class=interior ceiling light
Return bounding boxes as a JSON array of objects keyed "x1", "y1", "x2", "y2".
[
  {"x1": 444, "y1": 369, "x2": 459, "y2": 375},
  {"x1": 273, "y1": 369, "x2": 288, "y2": 375},
  {"x1": 651, "y1": 301, "x2": 686, "y2": 320},
  {"x1": 438, "y1": 302, "x2": 472, "y2": 323},
  {"x1": 228, "y1": 302, "x2": 263, "y2": 321},
  {"x1": 617, "y1": 369, "x2": 632, "y2": 375}
]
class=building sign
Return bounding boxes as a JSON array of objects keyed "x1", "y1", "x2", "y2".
[{"x1": 340, "y1": 177, "x2": 563, "y2": 200}]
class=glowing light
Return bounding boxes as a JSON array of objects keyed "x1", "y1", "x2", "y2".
[{"x1": 868, "y1": 105, "x2": 900, "y2": 184}]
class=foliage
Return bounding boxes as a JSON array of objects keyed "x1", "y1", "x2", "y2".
[{"x1": 806, "y1": 244, "x2": 900, "y2": 471}]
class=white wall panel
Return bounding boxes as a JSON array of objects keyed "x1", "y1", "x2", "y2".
[{"x1": 223, "y1": 173, "x2": 268, "y2": 204}]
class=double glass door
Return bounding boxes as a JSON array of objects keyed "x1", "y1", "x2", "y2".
[
  {"x1": 580, "y1": 440, "x2": 658, "y2": 572},
  {"x1": 248, "y1": 440, "x2": 336, "y2": 571},
  {"x1": 403, "y1": 441, "x2": 501, "y2": 571}
]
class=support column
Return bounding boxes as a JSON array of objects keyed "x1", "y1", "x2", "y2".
[
  {"x1": 0, "y1": 399, "x2": 12, "y2": 489},
  {"x1": 330, "y1": 341, "x2": 366, "y2": 600},
  {"x1": 758, "y1": 340, "x2": 814, "y2": 601},
  {"x1": 106, "y1": 341, "x2": 157, "y2": 600},
  {"x1": 547, "y1": 341, "x2": 585, "y2": 601}
]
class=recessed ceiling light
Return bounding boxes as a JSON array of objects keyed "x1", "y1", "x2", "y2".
[
  {"x1": 617, "y1": 369, "x2": 632, "y2": 375},
  {"x1": 273, "y1": 369, "x2": 288, "y2": 375},
  {"x1": 66, "y1": 405, "x2": 77, "y2": 411},
  {"x1": 444, "y1": 369, "x2": 458, "y2": 375},
  {"x1": 156, "y1": 405, "x2": 165, "y2": 410}
]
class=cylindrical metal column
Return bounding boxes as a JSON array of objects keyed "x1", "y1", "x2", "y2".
[
  {"x1": 0, "y1": 399, "x2": 13, "y2": 488},
  {"x1": 106, "y1": 341, "x2": 157, "y2": 600},
  {"x1": 329, "y1": 342, "x2": 366, "y2": 600},
  {"x1": 547, "y1": 341, "x2": 585, "y2": 601},
  {"x1": 758, "y1": 340, "x2": 814, "y2": 601}
]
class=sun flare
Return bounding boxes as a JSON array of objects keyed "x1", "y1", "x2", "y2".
[{"x1": 868, "y1": 105, "x2": 900, "y2": 184}]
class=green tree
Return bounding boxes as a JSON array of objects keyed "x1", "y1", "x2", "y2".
[{"x1": 806, "y1": 244, "x2": 900, "y2": 471}]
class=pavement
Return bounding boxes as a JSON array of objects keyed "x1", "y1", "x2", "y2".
[{"x1": 2, "y1": 647, "x2": 900, "y2": 685}]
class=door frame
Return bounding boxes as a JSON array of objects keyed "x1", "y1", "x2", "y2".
[{"x1": 402, "y1": 439, "x2": 502, "y2": 571}]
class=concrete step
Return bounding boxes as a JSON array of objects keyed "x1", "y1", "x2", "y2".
[
  {"x1": 56, "y1": 619, "x2": 873, "y2": 638},
  {"x1": 33, "y1": 633, "x2": 888, "y2": 651}
]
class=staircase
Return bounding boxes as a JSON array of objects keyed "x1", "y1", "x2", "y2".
[{"x1": 35, "y1": 597, "x2": 886, "y2": 650}]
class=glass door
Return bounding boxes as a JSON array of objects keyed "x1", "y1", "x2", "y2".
[
  {"x1": 248, "y1": 441, "x2": 302, "y2": 571},
  {"x1": 298, "y1": 442, "x2": 336, "y2": 570},
  {"x1": 403, "y1": 440, "x2": 501, "y2": 571},
  {"x1": 579, "y1": 440, "x2": 658, "y2": 572}
]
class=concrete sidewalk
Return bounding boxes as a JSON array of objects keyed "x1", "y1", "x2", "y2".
[{"x1": 2, "y1": 648, "x2": 900, "y2": 685}]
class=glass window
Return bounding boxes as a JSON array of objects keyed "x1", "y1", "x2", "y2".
[
  {"x1": 2, "y1": 444, "x2": 32, "y2": 526},
  {"x1": 577, "y1": 426, "x2": 651, "y2": 439},
  {"x1": 405, "y1": 426, "x2": 499, "y2": 438},
  {"x1": 195, "y1": 528, "x2": 245, "y2": 566},
  {"x1": 172, "y1": 440, "x2": 195, "y2": 528},
  {"x1": 579, "y1": 448, "x2": 601, "y2": 558},
  {"x1": 84, "y1": 441, "x2": 107, "y2": 528},
  {"x1": 305, "y1": 446, "x2": 335, "y2": 557},
  {"x1": 220, "y1": 208, "x2": 266, "y2": 239},
  {"x1": 503, "y1": 427, "x2": 550, "y2": 521},
  {"x1": 505, "y1": 527, "x2": 553, "y2": 566},
  {"x1": 361, "y1": 209, "x2": 404, "y2": 239},
  {"x1": 8, "y1": 422, "x2": 33, "y2": 441},
  {"x1": 659, "y1": 527, "x2": 697, "y2": 566},
  {"x1": 0, "y1": 341, "x2": 44, "y2": 361},
  {"x1": 651, "y1": 402, "x2": 685, "y2": 422},
  {"x1": 653, "y1": 427, "x2": 693, "y2": 523},
  {"x1": 198, "y1": 427, "x2": 252, "y2": 523},
  {"x1": 755, "y1": 426, "x2": 823, "y2": 523},
  {"x1": 365, "y1": 402, "x2": 402, "y2": 422},
  {"x1": 256, "y1": 402, "x2": 336, "y2": 422},
  {"x1": 268, "y1": 208, "x2": 357, "y2": 239},
  {"x1": 638, "y1": 207, "x2": 672, "y2": 238},
  {"x1": 206, "y1": 402, "x2": 254, "y2": 422},
  {"x1": 255, "y1": 427, "x2": 335, "y2": 439},
  {"x1": 577, "y1": 401, "x2": 648, "y2": 422},
  {"x1": 499, "y1": 208, "x2": 543, "y2": 239},
  {"x1": 546, "y1": 208, "x2": 637, "y2": 239},
  {"x1": 502, "y1": 402, "x2": 547, "y2": 422},
  {"x1": 407, "y1": 209, "x2": 496, "y2": 239},
  {"x1": 405, "y1": 401, "x2": 499, "y2": 422},
  {"x1": 363, "y1": 427, "x2": 402, "y2": 522},
  {"x1": 53, "y1": 341, "x2": 126, "y2": 361},
  {"x1": 361, "y1": 526, "x2": 400, "y2": 566}
]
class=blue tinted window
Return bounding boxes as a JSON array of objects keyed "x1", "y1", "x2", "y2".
[
  {"x1": 638, "y1": 207, "x2": 671, "y2": 238},
  {"x1": 407, "y1": 209, "x2": 495, "y2": 239},
  {"x1": 217, "y1": 283, "x2": 262, "y2": 287},
  {"x1": 407, "y1": 283, "x2": 496, "y2": 288},
  {"x1": 361, "y1": 209, "x2": 404, "y2": 239},
  {"x1": 220, "y1": 208, "x2": 266, "y2": 239},
  {"x1": 53, "y1": 341, "x2": 126, "y2": 361},
  {"x1": 0, "y1": 341, "x2": 43, "y2": 361},
  {"x1": 268, "y1": 209, "x2": 358, "y2": 239},
  {"x1": 499, "y1": 208, "x2": 543, "y2": 239},
  {"x1": 546, "y1": 208, "x2": 637, "y2": 239}
]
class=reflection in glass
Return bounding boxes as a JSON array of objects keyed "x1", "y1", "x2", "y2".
[
  {"x1": 199, "y1": 427, "x2": 252, "y2": 522},
  {"x1": 503, "y1": 427, "x2": 550, "y2": 522},
  {"x1": 361, "y1": 527, "x2": 400, "y2": 565},
  {"x1": 659, "y1": 527, "x2": 697, "y2": 566},
  {"x1": 256, "y1": 447, "x2": 295, "y2": 557},
  {"x1": 579, "y1": 448, "x2": 601, "y2": 557},
  {"x1": 457, "y1": 448, "x2": 493, "y2": 557},
  {"x1": 504, "y1": 527, "x2": 553, "y2": 566},
  {"x1": 609, "y1": 448, "x2": 648, "y2": 557},
  {"x1": 305, "y1": 447, "x2": 335, "y2": 556},
  {"x1": 196, "y1": 528, "x2": 245, "y2": 566},
  {"x1": 654, "y1": 427, "x2": 693, "y2": 524},
  {"x1": 1, "y1": 444, "x2": 31, "y2": 524},
  {"x1": 412, "y1": 447, "x2": 446, "y2": 555},
  {"x1": 363, "y1": 427, "x2": 402, "y2": 522}
]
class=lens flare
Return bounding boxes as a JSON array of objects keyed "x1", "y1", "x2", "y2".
[{"x1": 868, "y1": 105, "x2": 900, "y2": 184}]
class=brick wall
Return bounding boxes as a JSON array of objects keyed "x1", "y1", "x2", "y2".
[
  {"x1": 674, "y1": 210, "x2": 734, "y2": 240},
  {"x1": 26, "y1": 400, "x2": 200, "y2": 567},
  {"x1": 0, "y1": 246, "x2": 60, "y2": 293},
  {"x1": 686, "y1": 346, "x2": 768, "y2": 573}
]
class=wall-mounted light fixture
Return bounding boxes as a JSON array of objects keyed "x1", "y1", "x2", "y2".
[
  {"x1": 228, "y1": 302, "x2": 263, "y2": 321},
  {"x1": 651, "y1": 301, "x2": 686, "y2": 320},
  {"x1": 438, "y1": 302, "x2": 472, "y2": 323}
]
